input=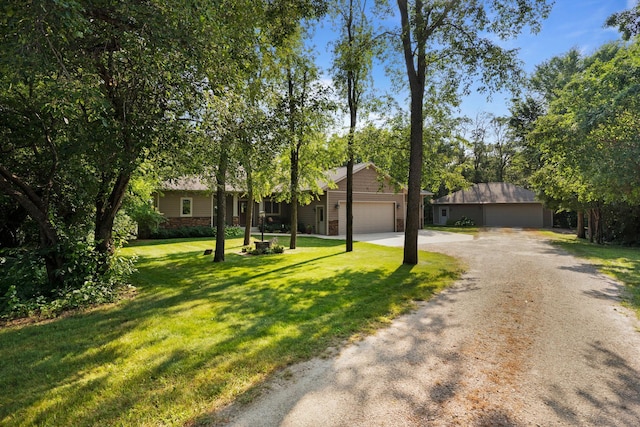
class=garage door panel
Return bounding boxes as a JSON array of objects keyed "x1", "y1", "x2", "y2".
[
  {"x1": 485, "y1": 204, "x2": 542, "y2": 228},
  {"x1": 339, "y1": 202, "x2": 395, "y2": 234}
]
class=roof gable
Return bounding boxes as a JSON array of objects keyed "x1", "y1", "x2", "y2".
[
  {"x1": 435, "y1": 183, "x2": 538, "y2": 204},
  {"x1": 321, "y1": 163, "x2": 390, "y2": 190}
]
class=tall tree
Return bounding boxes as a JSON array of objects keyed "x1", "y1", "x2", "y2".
[
  {"x1": 507, "y1": 96, "x2": 545, "y2": 183},
  {"x1": 529, "y1": 40, "x2": 640, "y2": 243},
  {"x1": 489, "y1": 116, "x2": 515, "y2": 182},
  {"x1": 331, "y1": 0, "x2": 376, "y2": 251},
  {"x1": 273, "y1": 43, "x2": 336, "y2": 249},
  {"x1": 463, "y1": 112, "x2": 492, "y2": 183},
  {"x1": 394, "y1": 0, "x2": 552, "y2": 264},
  {"x1": 0, "y1": 1, "x2": 224, "y2": 269},
  {"x1": 0, "y1": 0, "x2": 325, "y2": 294},
  {"x1": 238, "y1": 80, "x2": 278, "y2": 247}
]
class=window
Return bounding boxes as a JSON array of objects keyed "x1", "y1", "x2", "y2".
[
  {"x1": 441, "y1": 208, "x2": 447, "y2": 217},
  {"x1": 181, "y1": 197, "x2": 193, "y2": 217},
  {"x1": 264, "y1": 198, "x2": 280, "y2": 215}
]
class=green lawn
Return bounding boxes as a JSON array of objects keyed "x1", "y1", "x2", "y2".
[
  {"x1": 542, "y1": 231, "x2": 640, "y2": 316},
  {"x1": 0, "y1": 236, "x2": 461, "y2": 427},
  {"x1": 423, "y1": 224, "x2": 480, "y2": 235}
]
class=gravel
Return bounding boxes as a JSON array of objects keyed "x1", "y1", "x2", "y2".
[{"x1": 215, "y1": 229, "x2": 640, "y2": 426}]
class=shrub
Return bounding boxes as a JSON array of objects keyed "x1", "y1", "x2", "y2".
[
  {"x1": 0, "y1": 241, "x2": 136, "y2": 320},
  {"x1": 225, "y1": 226, "x2": 243, "y2": 238},
  {"x1": 114, "y1": 211, "x2": 139, "y2": 244},
  {"x1": 260, "y1": 219, "x2": 290, "y2": 233},
  {"x1": 150, "y1": 226, "x2": 214, "y2": 239},
  {"x1": 128, "y1": 203, "x2": 166, "y2": 239},
  {"x1": 454, "y1": 216, "x2": 475, "y2": 227},
  {"x1": 149, "y1": 225, "x2": 243, "y2": 240}
]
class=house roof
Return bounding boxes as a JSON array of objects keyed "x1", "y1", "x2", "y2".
[
  {"x1": 434, "y1": 183, "x2": 539, "y2": 204},
  {"x1": 159, "y1": 163, "x2": 433, "y2": 196},
  {"x1": 322, "y1": 162, "x2": 371, "y2": 188},
  {"x1": 160, "y1": 177, "x2": 244, "y2": 193},
  {"x1": 322, "y1": 163, "x2": 433, "y2": 195}
]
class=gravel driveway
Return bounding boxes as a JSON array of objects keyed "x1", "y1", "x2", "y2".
[{"x1": 218, "y1": 229, "x2": 640, "y2": 426}]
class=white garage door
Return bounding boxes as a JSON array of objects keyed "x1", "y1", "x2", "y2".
[
  {"x1": 485, "y1": 204, "x2": 543, "y2": 228},
  {"x1": 339, "y1": 202, "x2": 395, "y2": 235}
]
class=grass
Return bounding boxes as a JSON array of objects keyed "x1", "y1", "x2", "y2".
[
  {"x1": 424, "y1": 224, "x2": 480, "y2": 235},
  {"x1": 541, "y1": 230, "x2": 640, "y2": 316},
  {"x1": 0, "y1": 236, "x2": 461, "y2": 427}
]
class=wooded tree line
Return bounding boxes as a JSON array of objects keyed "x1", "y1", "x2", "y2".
[
  {"x1": 518, "y1": 4, "x2": 640, "y2": 244},
  {"x1": 7, "y1": 1, "x2": 637, "y2": 318},
  {"x1": 0, "y1": 0, "x2": 329, "y2": 317}
]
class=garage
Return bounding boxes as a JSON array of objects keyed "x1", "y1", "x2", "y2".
[
  {"x1": 432, "y1": 183, "x2": 553, "y2": 228},
  {"x1": 484, "y1": 204, "x2": 543, "y2": 228},
  {"x1": 338, "y1": 202, "x2": 396, "y2": 235}
]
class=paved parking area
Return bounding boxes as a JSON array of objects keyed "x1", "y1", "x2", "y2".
[{"x1": 320, "y1": 229, "x2": 474, "y2": 247}]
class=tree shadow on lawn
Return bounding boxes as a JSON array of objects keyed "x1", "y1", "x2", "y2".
[
  {"x1": 0, "y1": 242, "x2": 455, "y2": 426},
  {"x1": 542, "y1": 240, "x2": 640, "y2": 310},
  {"x1": 252, "y1": 234, "x2": 346, "y2": 248}
]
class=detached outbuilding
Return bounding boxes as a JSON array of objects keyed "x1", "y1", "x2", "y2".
[{"x1": 432, "y1": 182, "x2": 553, "y2": 228}]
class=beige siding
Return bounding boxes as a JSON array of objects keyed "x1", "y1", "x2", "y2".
[
  {"x1": 296, "y1": 195, "x2": 328, "y2": 234},
  {"x1": 158, "y1": 191, "x2": 212, "y2": 218},
  {"x1": 298, "y1": 204, "x2": 316, "y2": 232},
  {"x1": 335, "y1": 166, "x2": 398, "y2": 193}
]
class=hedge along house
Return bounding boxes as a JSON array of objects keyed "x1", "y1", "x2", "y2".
[
  {"x1": 432, "y1": 182, "x2": 553, "y2": 228},
  {"x1": 154, "y1": 163, "x2": 425, "y2": 235}
]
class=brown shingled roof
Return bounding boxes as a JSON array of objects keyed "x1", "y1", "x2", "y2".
[
  {"x1": 319, "y1": 162, "x2": 374, "y2": 190},
  {"x1": 434, "y1": 183, "x2": 539, "y2": 204},
  {"x1": 159, "y1": 177, "x2": 244, "y2": 193},
  {"x1": 159, "y1": 163, "x2": 427, "y2": 195}
]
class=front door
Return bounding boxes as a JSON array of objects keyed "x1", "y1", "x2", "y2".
[
  {"x1": 238, "y1": 201, "x2": 248, "y2": 226},
  {"x1": 316, "y1": 205, "x2": 325, "y2": 235},
  {"x1": 439, "y1": 206, "x2": 449, "y2": 225}
]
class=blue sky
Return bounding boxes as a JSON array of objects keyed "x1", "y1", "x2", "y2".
[{"x1": 309, "y1": 0, "x2": 634, "y2": 122}]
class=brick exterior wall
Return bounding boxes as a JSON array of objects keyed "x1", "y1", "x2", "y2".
[
  {"x1": 328, "y1": 220, "x2": 339, "y2": 236},
  {"x1": 163, "y1": 217, "x2": 212, "y2": 229},
  {"x1": 396, "y1": 218, "x2": 404, "y2": 232}
]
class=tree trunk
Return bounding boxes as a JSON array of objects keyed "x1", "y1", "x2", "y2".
[
  {"x1": 346, "y1": 155, "x2": 354, "y2": 252},
  {"x1": 398, "y1": 0, "x2": 427, "y2": 265},
  {"x1": 290, "y1": 146, "x2": 299, "y2": 250},
  {"x1": 588, "y1": 209, "x2": 594, "y2": 243},
  {"x1": 94, "y1": 172, "x2": 131, "y2": 275},
  {"x1": 345, "y1": 0, "x2": 355, "y2": 253},
  {"x1": 39, "y1": 228, "x2": 65, "y2": 295},
  {"x1": 346, "y1": 116, "x2": 355, "y2": 252},
  {"x1": 576, "y1": 210, "x2": 585, "y2": 239},
  {"x1": 403, "y1": 91, "x2": 424, "y2": 265},
  {"x1": 244, "y1": 189, "x2": 254, "y2": 247},
  {"x1": 0, "y1": 168, "x2": 66, "y2": 291},
  {"x1": 243, "y1": 163, "x2": 254, "y2": 246},
  {"x1": 593, "y1": 206, "x2": 604, "y2": 244},
  {"x1": 214, "y1": 146, "x2": 228, "y2": 262},
  {"x1": 287, "y1": 66, "x2": 300, "y2": 250}
]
